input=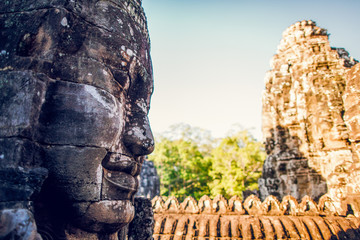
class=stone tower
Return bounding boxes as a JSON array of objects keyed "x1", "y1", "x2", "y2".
[
  {"x1": 259, "y1": 20, "x2": 360, "y2": 209},
  {"x1": 136, "y1": 160, "x2": 161, "y2": 199}
]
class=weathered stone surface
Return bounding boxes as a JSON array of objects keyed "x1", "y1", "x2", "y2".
[
  {"x1": 128, "y1": 197, "x2": 154, "y2": 240},
  {"x1": 0, "y1": 71, "x2": 47, "y2": 138},
  {"x1": 136, "y1": 160, "x2": 160, "y2": 199},
  {"x1": 0, "y1": 0, "x2": 154, "y2": 239},
  {"x1": 259, "y1": 20, "x2": 360, "y2": 209},
  {"x1": 36, "y1": 80, "x2": 122, "y2": 147},
  {"x1": 152, "y1": 195, "x2": 360, "y2": 239},
  {"x1": 344, "y1": 63, "x2": 360, "y2": 142},
  {"x1": 0, "y1": 209, "x2": 42, "y2": 240},
  {"x1": 0, "y1": 138, "x2": 38, "y2": 169},
  {"x1": 0, "y1": 167, "x2": 47, "y2": 202},
  {"x1": 40, "y1": 145, "x2": 107, "y2": 202}
]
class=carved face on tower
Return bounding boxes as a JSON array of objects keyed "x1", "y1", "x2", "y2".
[{"x1": 0, "y1": 0, "x2": 154, "y2": 235}]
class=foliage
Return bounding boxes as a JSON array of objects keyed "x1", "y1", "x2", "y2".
[
  {"x1": 208, "y1": 130, "x2": 266, "y2": 199},
  {"x1": 149, "y1": 136, "x2": 212, "y2": 201},
  {"x1": 149, "y1": 123, "x2": 266, "y2": 200}
]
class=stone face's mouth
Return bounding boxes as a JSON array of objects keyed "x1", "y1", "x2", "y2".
[
  {"x1": 103, "y1": 169, "x2": 138, "y2": 192},
  {"x1": 102, "y1": 153, "x2": 141, "y2": 176},
  {"x1": 101, "y1": 153, "x2": 143, "y2": 200}
]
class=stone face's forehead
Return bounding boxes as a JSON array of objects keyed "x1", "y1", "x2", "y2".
[{"x1": 0, "y1": 0, "x2": 153, "y2": 99}]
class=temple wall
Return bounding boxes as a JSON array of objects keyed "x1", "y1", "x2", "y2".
[{"x1": 152, "y1": 194, "x2": 360, "y2": 239}]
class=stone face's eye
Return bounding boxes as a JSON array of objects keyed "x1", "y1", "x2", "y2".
[
  {"x1": 111, "y1": 68, "x2": 131, "y2": 92},
  {"x1": 128, "y1": 64, "x2": 153, "y2": 107}
]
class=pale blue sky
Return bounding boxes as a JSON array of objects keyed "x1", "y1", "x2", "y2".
[{"x1": 142, "y1": 0, "x2": 360, "y2": 141}]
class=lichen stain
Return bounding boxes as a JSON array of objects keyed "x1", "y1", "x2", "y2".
[
  {"x1": 121, "y1": 50, "x2": 132, "y2": 62},
  {"x1": 130, "y1": 126, "x2": 147, "y2": 141},
  {"x1": 0, "y1": 66, "x2": 13, "y2": 71},
  {"x1": 36, "y1": 27, "x2": 52, "y2": 55},
  {"x1": 84, "y1": 85, "x2": 114, "y2": 112},
  {"x1": 88, "y1": 45, "x2": 108, "y2": 64},
  {"x1": 61, "y1": 17, "x2": 69, "y2": 27},
  {"x1": 135, "y1": 98, "x2": 147, "y2": 113}
]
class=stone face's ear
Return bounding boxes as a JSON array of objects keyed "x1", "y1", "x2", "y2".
[
  {"x1": 0, "y1": 71, "x2": 47, "y2": 139},
  {"x1": 0, "y1": 167, "x2": 48, "y2": 204},
  {"x1": 0, "y1": 91, "x2": 48, "y2": 237}
]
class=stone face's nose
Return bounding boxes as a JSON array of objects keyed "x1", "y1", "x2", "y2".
[{"x1": 123, "y1": 112, "x2": 154, "y2": 156}]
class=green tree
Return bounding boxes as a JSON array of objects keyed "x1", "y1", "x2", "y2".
[
  {"x1": 149, "y1": 123, "x2": 266, "y2": 201},
  {"x1": 149, "y1": 124, "x2": 212, "y2": 200},
  {"x1": 208, "y1": 130, "x2": 266, "y2": 199}
]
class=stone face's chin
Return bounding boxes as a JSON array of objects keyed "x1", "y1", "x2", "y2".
[{"x1": 71, "y1": 200, "x2": 134, "y2": 233}]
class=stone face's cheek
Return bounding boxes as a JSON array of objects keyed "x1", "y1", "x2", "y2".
[
  {"x1": 41, "y1": 145, "x2": 107, "y2": 202},
  {"x1": 36, "y1": 80, "x2": 123, "y2": 148}
]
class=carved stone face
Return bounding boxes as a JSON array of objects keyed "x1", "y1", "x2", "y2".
[
  {"x1": 0, "y1": 0, "x2": 154, "y2": 235},
  {"x1": 37, "y1": 61, "x2": 154, "y2": 233}
]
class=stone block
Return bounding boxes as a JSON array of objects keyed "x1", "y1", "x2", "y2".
[
  {"x1": 0, "y1": 209, "x2": 41, "y2": 239},
  {"x1": 0, "y1": 138, "x2": 37, "y2": 168},
  {"x1": 0, "y1": 167, "x2": 47, "y2": 202},
  {"x1": 128, "y1": 197, "x2": 154, "y2": 240},
  {"x1": 0, "y1": 71, "x2": 46, "y2": 138}
]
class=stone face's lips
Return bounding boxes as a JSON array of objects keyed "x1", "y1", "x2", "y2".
[
  {"x1": 101, "y1": 153, "x2": 142, "y2": 200},
  {"x1": 102, "y1": 153, "x2": 141, "y2": 176},
  {"x1": 103, "y1": 168, "x2": 138, "y2": 192}
]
